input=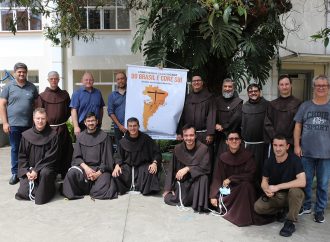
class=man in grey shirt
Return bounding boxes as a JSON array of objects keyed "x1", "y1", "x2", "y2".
[
  {"x1": 294, "y1": 74, "x2": 330, "y2": 223},
  {"x1": 0, "y1": 63, "x2": 38, "y2": 185}
]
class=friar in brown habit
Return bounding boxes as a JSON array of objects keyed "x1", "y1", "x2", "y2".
[
  {"x1": 15, "y1": 108, "x2": 58, "y2": 205},
  {"x1": 62, "y1": 112, "x2": 116, "y2": 200},
  {"x1": 264, "y1": 75, "x2": 301, "y2": 149},
  {"x1": 214, "y1": 78, "x2": 243, "y2": 156},
  {"x1": 176, "y1": 75, "x2": 216, "y2": 146},
  {"x1": 164, "y1": 124, "x2": 211, "y2": 212},
  {"x1": 241, "y1": 84, "x2": 269, "y2": 190},
  {"x1": 210, "y1": 131, "x2": 271, "y2": 226},
  {"x1": 112, "y1": 117, "x2": 161, "y2": 195},
  {"x1": 36, "y1": 71, "x2": 73, "y2": 178}
]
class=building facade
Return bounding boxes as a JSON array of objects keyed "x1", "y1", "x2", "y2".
[{"x1": 0, "y1": 0, "x2": 329, "y2": 105}]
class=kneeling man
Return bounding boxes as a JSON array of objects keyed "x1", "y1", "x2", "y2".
[
  {"x1": 254, "y1": 135, "x2": 306, "y2": 237},
  {"x1": 210, "y1": 131, "x2": 266, "y2": 226},
  {"x1": 112, "y1": 117, "x2": 161, "y2": 195},
  {"x1": 15, "y1": 108, "x2": 58, "y2": 205},
  {"x1": 63, "y1": 112, "x2": 116, "y2": 199},
  {"x1": 163, "y1": 124, "x2": 211, "y2": 212}
]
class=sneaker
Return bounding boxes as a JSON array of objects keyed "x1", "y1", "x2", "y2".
[
  {"x1": 314, "y1": 212, "x2": 325, "y2": 223},
  {"x1": 279, "y1": 220, "x2": 296, "y2": 237},
  {"x1": 298, "y1": 207, "x2": 312, "y2": 215}
]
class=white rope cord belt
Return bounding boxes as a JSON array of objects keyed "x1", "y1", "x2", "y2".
[
  {"x1": 49, "y1": 122, "x2": 66, "y2": 127},
  {"x1": 129, "y1": 166, "x2": 140, "y2": 195},
  {"x1": 69, "y1": 166, "x2": 88, "y2": 182},
  {"x1": 29, "y1": 180, "x2": 35, "y2": 201},
  {"x1": 176, "y1": 181, "x2": 190, "y2": 212},
  {"x1": 196, "y1": 130, "x2": 207, "y2": 133},
  {"x1": 208, "y1": 188, "x2": 228, "y2": 217},
  {"x1": 244, "y1": 141, "x2": 264, "y2": 148},
  {"x1": 130, "y1": 166, "x2": 135, "y2": 191}
]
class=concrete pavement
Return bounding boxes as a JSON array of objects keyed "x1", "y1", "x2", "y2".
[{"x1": 0, "y1": 146, "x2": 329, "y2": 242}]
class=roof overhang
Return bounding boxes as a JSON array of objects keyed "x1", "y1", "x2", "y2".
[{"x1": 280, "y1": 53, "x2": 330, "y2": 64}]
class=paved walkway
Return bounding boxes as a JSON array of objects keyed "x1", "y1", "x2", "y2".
[{"x1": 0, "y1": 146, "x2": 329, "y2": 242}]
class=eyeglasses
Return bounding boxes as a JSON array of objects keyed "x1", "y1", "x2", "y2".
[
  {"x1": 227, "y1": 137, "x2": 240, "y2": 141},
  {"x1": 314, "y1": 85, "x2": 329, "y2": 89},
  {"x1": 192, "y1": 79, "x2": 202, "y2": 83},
  {"x1": 248, "y1": 89, "x2": 259, "y2": 93}
]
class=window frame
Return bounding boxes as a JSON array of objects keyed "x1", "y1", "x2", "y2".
[
  {"x1": 83, "y1": 0, "x2": 130, "y2": 30},
  {"x1": 0, "y1": 5, "x2": 42, "y2": 32}
]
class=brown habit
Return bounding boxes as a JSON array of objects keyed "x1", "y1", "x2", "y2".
[
  {"x1": 210, "y1": 148, "x2": 269, "y2": 226},
  {"x1": 62, "y1": 129, "x2": 117, "y2": 200},
  {"x1": 241, "y1": 97, "x2": 269, "y2": 183},
  {"x1": 113, "y1": 131, "x2": 161, "y2": 195},
  {"x1": 264, "y1": 95, "x2": 301, "y2": 144},
  {"x1": 177, "y1": 88, "x2": 216, "y2": 143},
  {"x1": 215, "y1": 95, "x2": 243, "y2": 155},
  {"x1": 164, "y1": 141, "x2": 211, "y2": 212},
  {"x1": 16, "y1": 125, "x2": 58, "y2": 204},
  {"x1": 37, "y1": 87, "x2": 73, "y2": 177}
]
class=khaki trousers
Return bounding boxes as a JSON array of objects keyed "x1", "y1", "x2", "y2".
[{"x1": 254, "y1": 188, "x2": 305, "y2": 221}]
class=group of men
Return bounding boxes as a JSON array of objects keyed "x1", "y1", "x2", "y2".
[
  {"x1": 0, "y1": 63, "x2": 329, "y2": 237},
  {"x1": 0, "y1": 62, "x2": 162, "y2": 204},
  {"x1": 171, "y1": 73, "x2": 330, "y2": 236}
]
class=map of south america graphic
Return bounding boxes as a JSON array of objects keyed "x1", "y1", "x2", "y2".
[{"x1": 142, "y1": 85, "x2": 168, "y2": 130}]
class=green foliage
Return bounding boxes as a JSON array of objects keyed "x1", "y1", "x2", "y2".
[
  {"x1": 311, "y1": 28, "x2": 330, "y2": 47},
  {"x1": 0, "y1": 0, "x2": 110, "y2": 47},
  {"x1": 131, "y1": 0, "x2": 291, "y2": 92},
  {"x1": 2, "y1": 0, "x2": 292, "y2": 90},
  {"x1": 66, "y1": 121, "x2": 76, "y2": 143},
  {"x1": 157, "y1": 139, "x2": 177, "y2": 153}
]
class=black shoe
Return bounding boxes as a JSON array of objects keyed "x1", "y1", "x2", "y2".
[
  {"x1": 279, "y1": 220, "x2": 295, "y2": 237},
  {"x1": 314, "y1": 211, "x2": 325, "y2": 223},
  {"x1": 9, "y1": 174, "x2": 19, "y2": 185}
]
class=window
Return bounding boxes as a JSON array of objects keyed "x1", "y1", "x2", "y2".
[
  {"x1": 0, "y1": 1, "x2": 42, "y2": 31},
  {"x1": 82, "y1": 0, "x2": 130, "y2": 30},
  {"x1": 73, "y1": 69, "x2": 125, "y2": 104}
]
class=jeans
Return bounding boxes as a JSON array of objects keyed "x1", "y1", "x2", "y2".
[
  {"x1": 9, "y1": 126, "x2": 29, "y2": 175},
  {"x1": 114, "y1": 128, "x2": 124, "y2": 147},
  {"x1": 301, "y1": 157, "x2": 330, "y2": 213}
]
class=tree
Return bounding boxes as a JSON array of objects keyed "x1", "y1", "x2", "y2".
[
  {"x1": 1, "y1": 0, "x2": 292, "y2": 91},
  {"x1": 129, "y1": 0, "x2": 292, "y2": 92},
  {"x1": 0, "y1": 0, "x2": 106, "y2": 46}
]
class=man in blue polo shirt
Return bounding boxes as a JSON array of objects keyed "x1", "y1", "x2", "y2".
[
  {"x1": 70, "y1": 72, "x2": 105, "y2": 136},
  {"x1": 108, "y1": 72, "x2": 127, "y2": 146},
  {"x1": 0, "y1": 62, "x2": 38, "y2": 185}
]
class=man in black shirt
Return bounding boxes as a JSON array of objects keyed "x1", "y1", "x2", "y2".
[{"x1": 254, "y1": 135, "x2": 306, "y2": 237}]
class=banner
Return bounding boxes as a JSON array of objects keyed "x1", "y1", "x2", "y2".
[{"x1": 125, "y1": 65, "x2": 188, "y2": 139}]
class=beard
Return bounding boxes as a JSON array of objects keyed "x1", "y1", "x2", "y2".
[{"x1": 222, "y1": 90, "x2": 234, "y2": 99}]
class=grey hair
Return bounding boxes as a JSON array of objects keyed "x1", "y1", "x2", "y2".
[
  {"x1": 222, "y1": 78, "x2": 235, "y2": 86},
  {"x1": 48, "y1": 71, "x2": 60, "y2": 79},
  {"x1": 313, "y1": 74, "x2": 330, "y2": 86}
]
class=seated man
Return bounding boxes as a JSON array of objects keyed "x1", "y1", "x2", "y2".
[
  {"x1": 210, "y1": 131, "x2": 266, "y2": 226},
  {"x1": 15, "y1": 108, "x2": 58, "y2": 205},
  {"x1": 254, "y1": 135, "x2": 306, "y2": 237},
  {"x1": 163, "y1": 124, "x2": 210, "y2": 212},
  {"x1": 63, "y1": 112, "x2": 116, "y2": 200},
  {"x1": 112, "y1": 117, "x2": 161, "y2": 195}
]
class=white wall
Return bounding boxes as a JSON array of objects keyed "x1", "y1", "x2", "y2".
[{"x1": 279, "y1": 0, "x2": 326, "y2": 55}]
